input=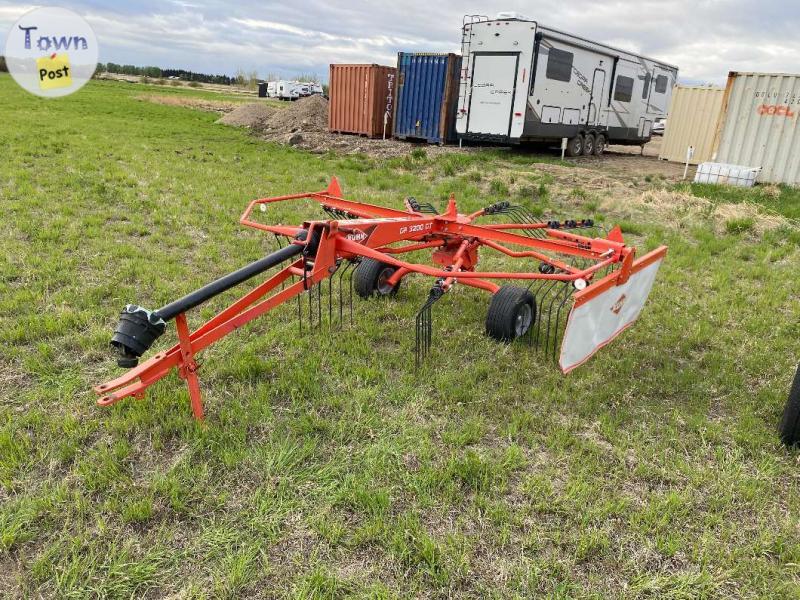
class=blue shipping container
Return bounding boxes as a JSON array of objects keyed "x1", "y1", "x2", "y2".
[{"x1": 394, "y1": 53, "x2": 462, "y2": 144}]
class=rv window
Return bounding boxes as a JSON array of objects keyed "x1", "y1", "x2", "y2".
[
  {"x1": 642, "y1": 73, "x2": 651, "y2": 99},
  {"x1": 614, "y1": 76, "x2": 633, "y2": 103},
  {"x1": 546, "y1": 48, "x2": 573, "y2": 83},
  {"x1": 655, "y1": 75, "x2": 668, "y2": 93}
]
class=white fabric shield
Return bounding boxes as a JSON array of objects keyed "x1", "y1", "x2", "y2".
[{"x1": 559, "y1": 257, "x2": 664, "y2": 373}]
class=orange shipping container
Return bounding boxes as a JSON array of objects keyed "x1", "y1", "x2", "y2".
[{"x1": 329, "y1": 64, "x2": 396, "y2": 138}]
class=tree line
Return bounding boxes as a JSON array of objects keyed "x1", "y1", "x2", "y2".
[
  {"x1": 0, "y1": 58, "x2": 320, "y2": 89},
  {"x1": 99, "y1": 63, "x2": 233, "y2": 85}
]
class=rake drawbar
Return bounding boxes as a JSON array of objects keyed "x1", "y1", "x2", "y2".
[{"x1": 95, "y1": 177, "x2": 667, "y2": 419}]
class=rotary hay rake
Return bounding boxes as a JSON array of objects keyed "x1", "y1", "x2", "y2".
[{"x1": 95, "y1": 177, "x2": 667, "y2": 419}]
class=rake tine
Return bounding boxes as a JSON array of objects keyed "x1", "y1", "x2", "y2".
[
  {"x1": 297, "y1": 276, "x2": 303, "y2": 334},
  {"x1": 327, "y1": 274, "x2": 332, "y2": 328},
  {"x1": 317, "y1": 280, "x2": 322, "y2": 329},
  {"x1": 506, "y1": 207, "x2": 537, "y2": 238},
  {"x1": 336, "y1": 260, "x2": 355, "y2": 329},
  {"x1": 544, "y1": 283, "x2": 572, "y2": 358},
  {"x1": 307, "y1": 282, "x2": 313, "y2": 329},
  {"x1": 505, "y1": 206, "x2": 550, "y2": 239},
  {"x1": 551, "y1": 283, "x2": 573, "y2": 362},
  {"x1": 337, "y1": 261, "x2": 346, "y2": 329},
  {"x1": 416, "y1": 301, "x2": 427, "y2": 370},
  {"x1": 415, "y1": 286, "x2": 444, "y2": 370},
  {"x1": 349, "y1": 261, "x2": 355, "y2": 326},
  {"x1": 543, "y1": 283, "x2": 564, "y2": 356},
  {"x1": 533, "y1": 280, "x2": 557, "y2": 348},
  {"x1": 415, "y1": 301, "x2": 432, "y2": 370}
]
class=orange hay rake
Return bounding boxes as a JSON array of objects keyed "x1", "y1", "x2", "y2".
[{"x1": 95, "y1": 178, "x2": 667, "y2": 419}]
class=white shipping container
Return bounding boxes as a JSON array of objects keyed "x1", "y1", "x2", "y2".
[{"x1": 714, "y1": 71, "x2": 800, "y2": 185}]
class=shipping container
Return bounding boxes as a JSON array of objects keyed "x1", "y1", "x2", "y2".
[
  {"x1": 713, "y1": 71, "x2": 800, "y2": 185},
  {"x1": 329, "y1": 64, "x2": 397, "y2": 138},
  {"x1": 393, "y1": 53, "x2": 462, "y2": 144},
  {"x1": 659, "y1": 85, "x2": 725, "y2": 164}
]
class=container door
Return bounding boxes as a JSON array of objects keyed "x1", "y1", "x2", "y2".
[
  {"x1": 647, "y1": 67, "x2": 671, "y2": 114},
  {"x1": 587, "y1": 68, "x2": 606, "y2": 126},
  {"x1": 467, "y1": 53, "x2": 519, "y2": 136}
]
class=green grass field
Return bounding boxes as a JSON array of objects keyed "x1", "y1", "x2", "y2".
[{"x1": 1, "y1": 74, "x2": 800, "y2": 598}]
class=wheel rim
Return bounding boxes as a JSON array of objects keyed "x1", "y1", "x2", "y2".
[
  {"x1": 376, "y1": 268, "x2": 396, "y2": 295},
  {"x1": 514, "y1": 304, "x2": 533, "y2": 337},
  {"x1": 575, "y1": 140, "x2": 582, "y2": 154},
  {"x1": 585, "y1": 138, "x2": 594, "y2": 153}
]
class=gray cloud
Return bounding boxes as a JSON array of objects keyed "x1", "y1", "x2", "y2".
[{"x1": 1, "y1": 0, "x2": 798, "y2": 83}]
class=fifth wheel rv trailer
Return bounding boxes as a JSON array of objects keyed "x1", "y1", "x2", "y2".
[{"x1": 456, "y1": 14, "x2": 679, "y2": 156}]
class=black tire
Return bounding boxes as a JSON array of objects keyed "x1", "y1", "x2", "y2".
[
  {"x1": 353, "y1": 258, "x2": 398, "y2": 299},
  {"x1": 486, "y1": 286, "x2": 536, "y2": 342},
  {"x1": 779, "y1": 364, "x2": 800, "y2": 446},
  {"x1": 594, "y1": 134, "x2": 606, "y2": 156},
  {"x1": 582, "y1": 133, "x2": 596, "y2": 156},
  {"x1": 565, "y1": 135, "x2": 584, "y2": 158}
]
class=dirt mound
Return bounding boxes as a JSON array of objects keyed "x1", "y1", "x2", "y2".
[
  {"x1": 217, "y1": 103, "x2": 276, "y2": 128},
  {"x1": 137, "y1": 94, "x2": 238, "y2": 113},
  {"x1": 262, "y1": 95, "x2": 328, "y2": 134}
]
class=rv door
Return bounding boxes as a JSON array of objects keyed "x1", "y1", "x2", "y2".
[
  {"x1": 647, "y1": 67, "x2": 671, "y2": 114},
  {"x1": 467, "y1": 53, "x2": 519, "y2": 137},
  {"x1": 587, "y1": 68, "x2": 606, "y2": 126}
]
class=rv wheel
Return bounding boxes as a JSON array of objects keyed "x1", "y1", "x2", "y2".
[
  {"x1": 594, "y1": 134, "x2": 606, "y2": 156},
  {"x1": 582, "y1": 134, "x2": 596, "y2": 156},
  {"x1": 565, "y1": 135, "x2": 584, "y2": 157}
]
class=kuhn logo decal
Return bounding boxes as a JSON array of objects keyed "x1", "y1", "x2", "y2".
[
  {"x1": 345, "y1": 225, "x2": 376, "y2": 243},
  {"x1": 346, "y1": 230, "x2": 368, "y2": 242},
  {"x1": 610, "y1": 294, "x2": 627, "y2": 315}
]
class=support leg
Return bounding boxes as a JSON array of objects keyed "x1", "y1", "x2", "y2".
[{"x1": 175, "y1": 313, "x2": 205, "y2": 420}]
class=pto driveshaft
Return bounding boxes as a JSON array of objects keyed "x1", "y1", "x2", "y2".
[{"x1": 110, "y1": 241, "x2": 304, "y2": 367}]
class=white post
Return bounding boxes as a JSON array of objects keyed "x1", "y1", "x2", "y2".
[
  {"x1": 683, "y1": 145, "x2": 694, "y2": 180},
  {"x1": 383, "y1": 112, "x2": 388, "y2": 140},
  {"x1": 561, "y1": 137, "x2": 568, "y2": 160}
]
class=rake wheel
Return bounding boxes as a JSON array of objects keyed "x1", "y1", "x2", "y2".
[
  {"x1": 354, "y1": 258, "x2": 399, "y2": 298},
  {"x1": 779, "y1": 364, "x2": 800, "y2": 447},
  {"x1": 486, "y1": 286, "x2": 536, "y2": 342}
]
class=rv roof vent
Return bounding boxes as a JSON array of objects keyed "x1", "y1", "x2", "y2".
[{"x1": 495, "y1": 11, "x2": 532, "y2": 21}]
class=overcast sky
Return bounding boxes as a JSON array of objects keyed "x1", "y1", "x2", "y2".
[{"x1": 1, "y1": 1, "x2": 798, "y2": 83}]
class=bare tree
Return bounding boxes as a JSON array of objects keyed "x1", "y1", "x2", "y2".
[{"x1": 247, "y1": 70, "x2": 260, "y2": 90}]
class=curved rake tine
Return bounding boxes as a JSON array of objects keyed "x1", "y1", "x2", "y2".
[
  {"x1": 544, "y1": 282, "x2": 572, "y2": 357},
  {"x1": 551, "y1": 282, "x2": 573, "y2": 361},
  {"x1": 415, "y1": 288, "x2": 444, "y2": 370},
  {"x1": 506, "y1": 207, "x2": 538, "y2": 238},
  {"x1": 531, "y1": 279, "x2": 560, "y2": 350},
  {"x1": 297, "y1": 276, "x2": 303, "y2": 333}
]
